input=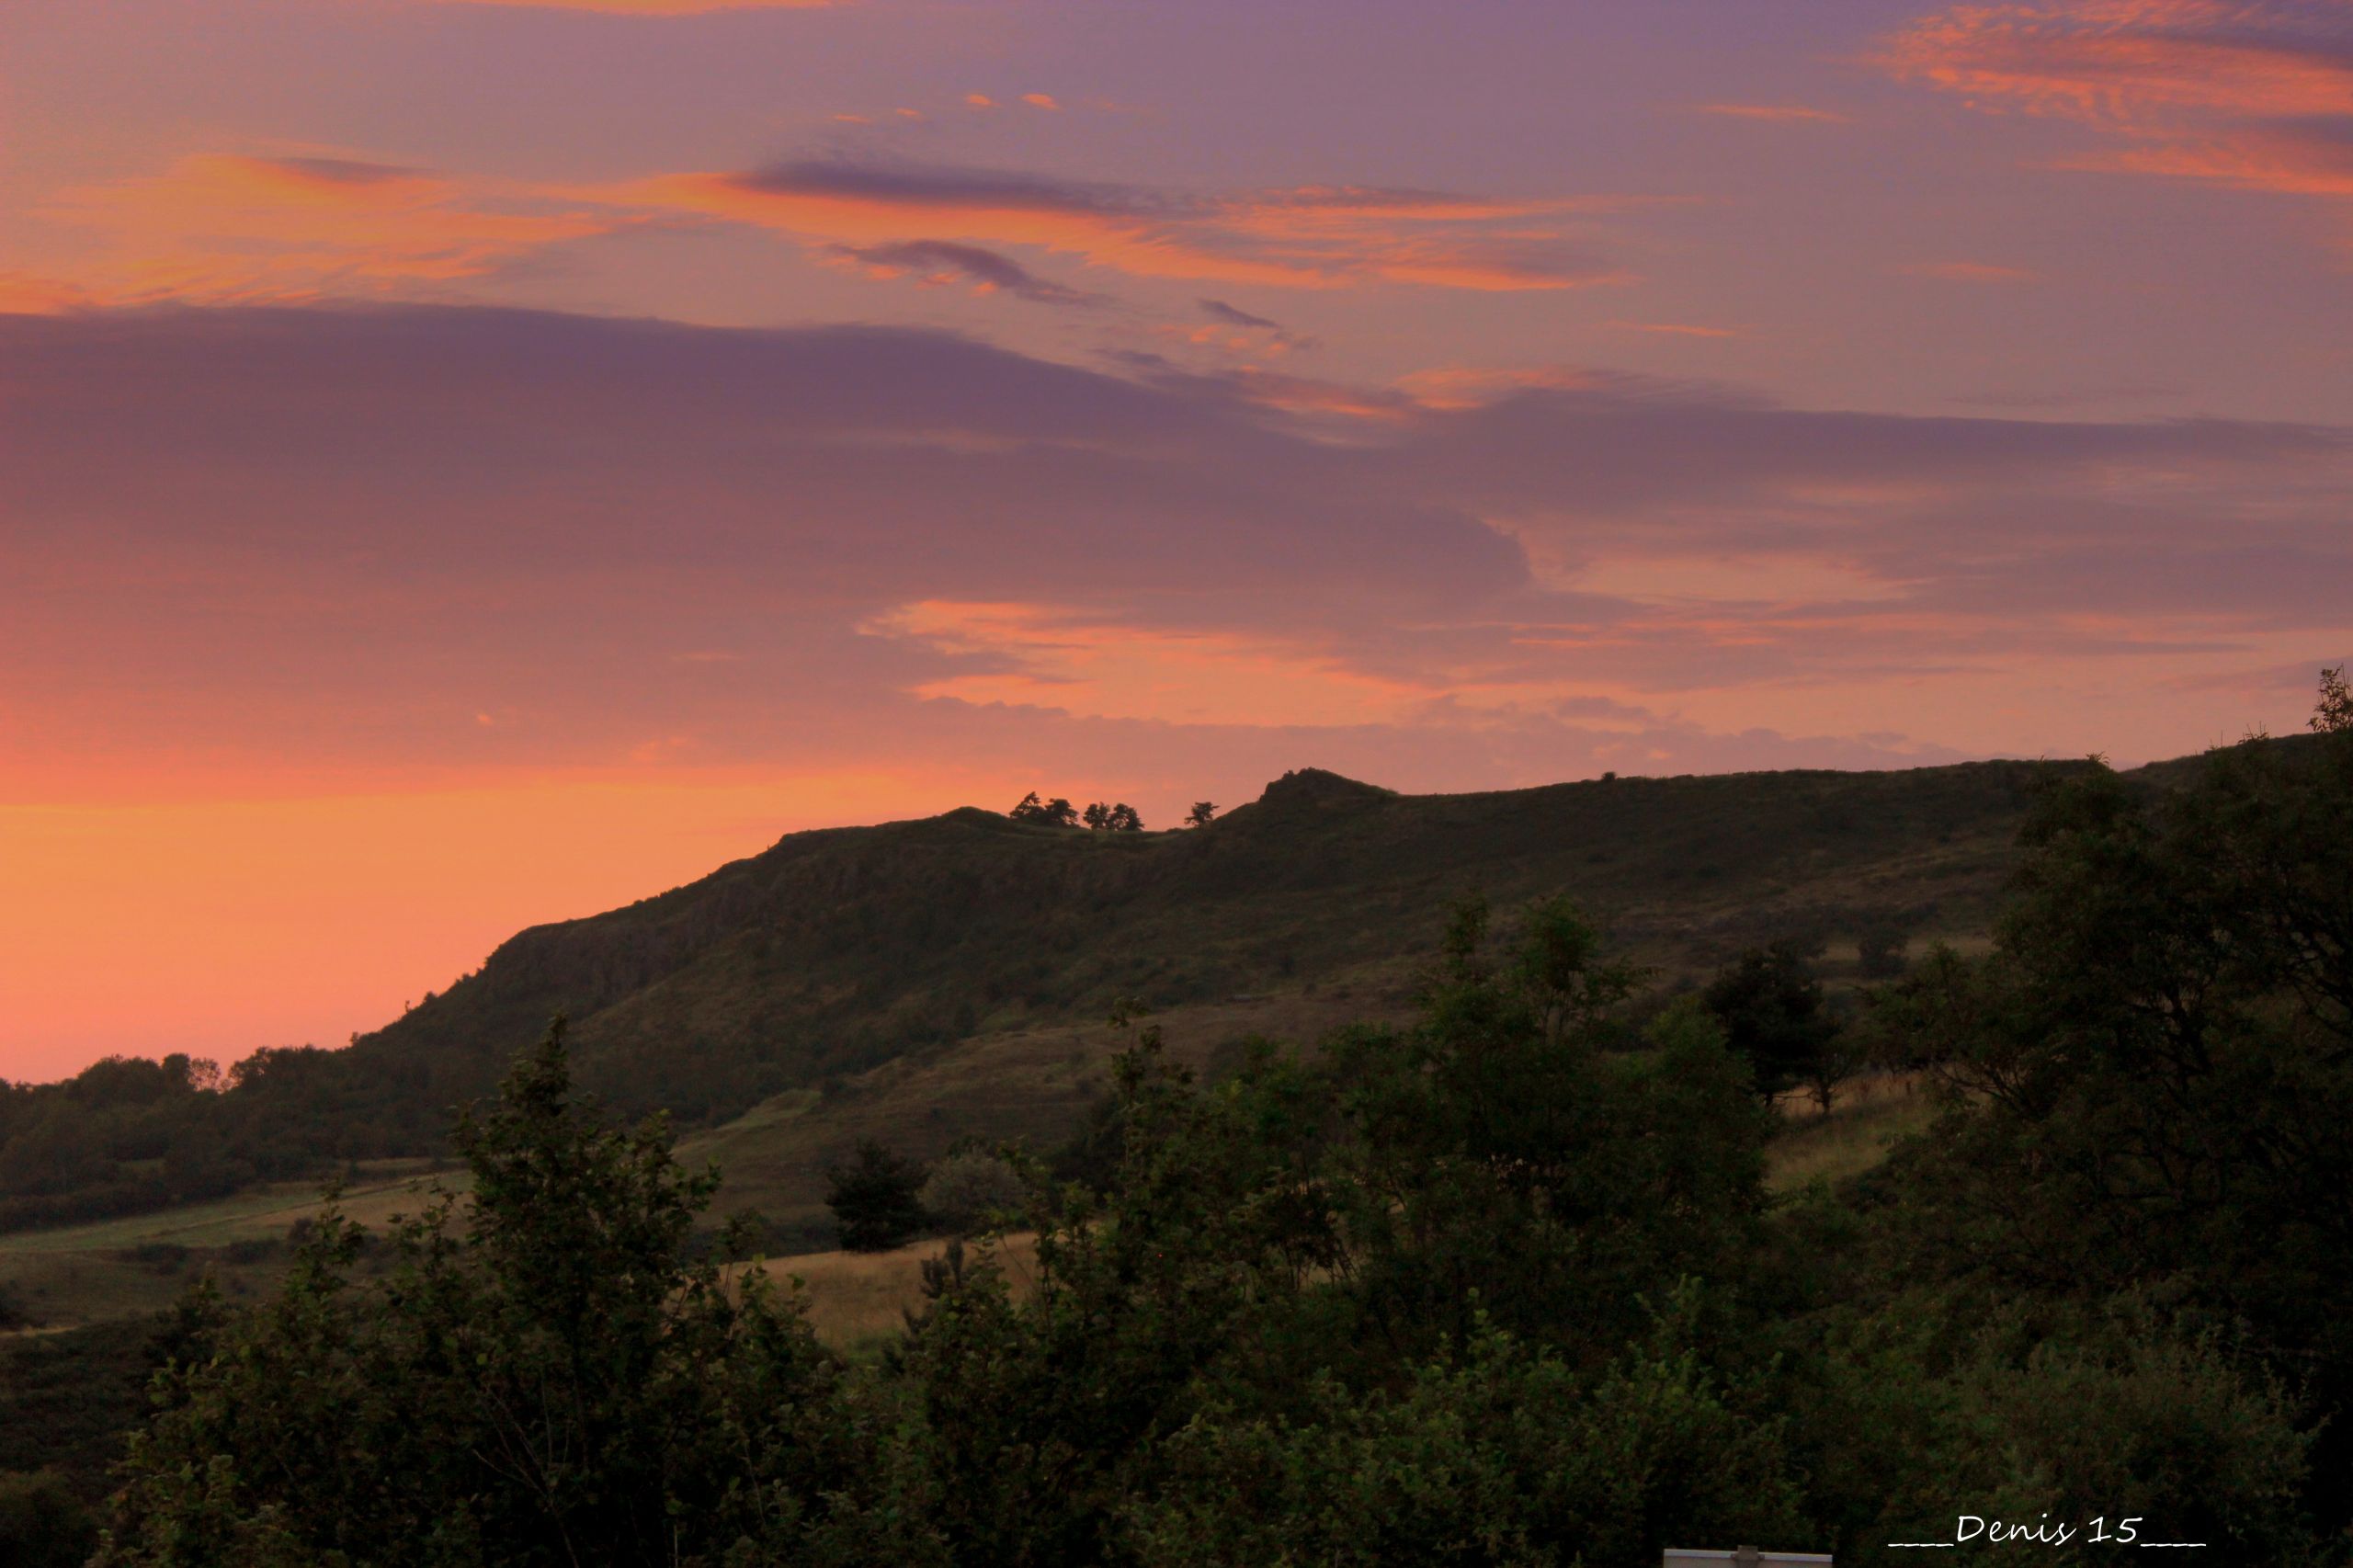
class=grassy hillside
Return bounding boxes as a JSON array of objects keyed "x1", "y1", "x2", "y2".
[
  {"x1": 0, "y1": 748, "x2": 2093, "y2": 1324},
  {"x1": 353, "y1": 756, "x2": 2052, "y2": 1132},
  {"x1": 5, "y1": 755, "x2": 2073, "y2": 1244}
]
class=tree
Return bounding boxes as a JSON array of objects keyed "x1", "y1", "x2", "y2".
[
  {"x1": 917, "y1": 1150, "x2": 1026, "y2": 1236},
  {"x1": 1082, "y1": 801, "x2": 1142, "y2": 832},
  {"x1": 100, "y1": 1020, "x2": 937, "y2": 1567},
  {"x1": 1009, "y1": 791, "x2": 1078, "y2": 825},
  {"x1": 826, "y1": 1138, "x2": 929, "y2": 1252},
  {"x1": 2313, "y1": 664, "x2": 2351, "y2": 734},
  {"x1": 1857, "y1": 671, "x2": 2353, "y2": 1540},
  {"x1": 1703, "y1": 939, "x2": 1840, "y2": 1104},
  {"x1": 899, "y1": 899, "x2": 1776, "y2": 1562},
  {"x1": 1184, "y1": 801, "x2": 1216, "y2": 828}
]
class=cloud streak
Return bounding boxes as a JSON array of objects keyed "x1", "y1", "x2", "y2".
[
  {"x1": 38, "y1": 154, "x2": 622, "y2": 307},
  {"x1": 1694, "y1": 102, "x2": 1850, "y2": 122},
  {"x1": 617, "y1": 156, "x2": 1636, "y2": 290},
  {"x1": 6, "y1": 302, "x2": 2346, "y2": 801},
  {"x1": 430, "y1": 0, "x2": 852, "y2": 12},
  {"x1": 1883, "y1": 1, "x2": 2353, "y2": 210},
  {"x1": 827, "y1": 240, "x2": 1107, "y2": 304}
]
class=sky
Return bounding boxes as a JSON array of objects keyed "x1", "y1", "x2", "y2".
[{"x1": 4, "y1": 0, "x2": 2351, "y2": 1082}]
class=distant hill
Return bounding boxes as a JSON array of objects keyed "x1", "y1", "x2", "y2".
[
  {"x1": 352, "y1": 756, "x2": 2058, "y2": 1134},
  {"x1": 5, "y1": 751, "x2": 2121, "y2": 1245}
]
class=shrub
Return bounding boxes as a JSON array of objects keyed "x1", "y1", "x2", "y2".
[{"x1": 917, "y1": 1152, "x2": 1025, "y2": 1236}]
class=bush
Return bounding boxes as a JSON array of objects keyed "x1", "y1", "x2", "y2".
[
  {"x1": 824, "y1": 1139, "x2": 928, "y2": 1253},
  {"x1": 0, "y1": 1470, "x2": 97, "y2": 1568},
  {"x1": 918, "y1": 1151, "x2": 1025, "y2": 1236}
]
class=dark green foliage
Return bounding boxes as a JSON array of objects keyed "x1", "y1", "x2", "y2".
[
  {"x1": 1702, "y1": 938, "x2": 1840, "y2": 1102},
  {"x1": 100, "y1": 1021, "x2": 938, "y2": 1567},
  {"x1": 825, "y1": 1138, "x2": 929, "y2": 1252},
  {"x1": 1790, "y1": 1291, "x2": 2315, "y2": 1566},
  {"x1": 0, "y1": 1470, "x2": 99, "y2": 1568},
  {"x1": 1813, "y1": 671, "x2": 2353, "y2": 1557},
  {"x1": 916, "y1": 1150, "x2": 1024, "y2": 1235},
  {"x1": 0, "y1": 1316, "x2": 163, "y2": 1502},
  {"x1": 1131, "y1": 1307, "x2": 1802, "y2": 1567},
  {"x1": 892, "y1": 898, "x2": 1787, "y2": 1564},
  {"x1": 1184, "y1": 801, "x2": 1216, "y2": 827}
]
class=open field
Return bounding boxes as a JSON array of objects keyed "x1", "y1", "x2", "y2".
[
  {"x1": 0, "y1": 1058, "x2": 1936, "y2": 1331},
  {"x1": 0, "y1": 1162, "x2": 461, "y2": 1328},
  {"x1": 1768, "y1": 1072, "x2": 1938, "y2": 1190},
  {"x1": 0, "y1": 1159, "x2": 459, "y2": 1259},
  {"x1": 739, "y1": 1232, "x2": 1042, "y2": 1352},
  {"x1": 687, "y1": 983, "x2": 1408, "y2": 1234}
]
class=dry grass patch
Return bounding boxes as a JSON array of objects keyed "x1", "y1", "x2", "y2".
[
  {"x1": 1768, "y1": 1072, "x2": 1937, "y2": 1190},
  {"x1": 734, "y1": 1233, "x2": 1040, "y2": 1352}
]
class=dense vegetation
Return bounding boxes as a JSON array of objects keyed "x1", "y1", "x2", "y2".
[
  {"x1": 22, "y1": 675, "x2": 2348, "y2": 1565},
  {"x1": 2, "y1": 756, "x2": 2052, "y2": 1235}
]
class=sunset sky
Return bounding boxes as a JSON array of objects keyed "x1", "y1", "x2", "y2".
[{"x1": 6, "y1": 0, "x2": 2352, "y2": 1082}]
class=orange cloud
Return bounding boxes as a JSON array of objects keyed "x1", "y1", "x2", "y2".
[
  {"x1": 44, "y1": 154, "x2": 620, "y2": 305},
  {"x1": 431, "y1": 0, "x2": 851, "y2": 12},
  {"x1": 608, "y1": 159, "x2": 1632, "y2": 291},
  {"x1": 2083, "y1": 124, "x2": 2353, "y2": 195},
  {"x1": 1021, "y1": 92, "x2": 1062, "y2": 110},
  {"x1": 1908, "y1": 259, "x2": 2039, "y2": 281},
  {"x1": 1695, "y1": 103, "x2": 1851, "y2": 122},
  {"x1": 1608, "y1": 320, "x2": 1742, "y2": 337},
  {"x1": 0, "y1": 272, "x2": 97, "y2": 315},
  {"x1": 1389, "y1": 364, "x2": 1603, "y2": 408},
  {"x1": 869, "y1": 600, "x2": 1438, "y2": 727},
  {"x1": 1884, "y1": 2, "x2": 2353, "y2": 207}
]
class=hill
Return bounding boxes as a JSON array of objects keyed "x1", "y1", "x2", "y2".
[
  {"x1": 340, "y1": 756, "x2": 2053, "y2": 1131},
  {"x1": 2, "y1": 753, "x2": 2080, "y2": 1250}
]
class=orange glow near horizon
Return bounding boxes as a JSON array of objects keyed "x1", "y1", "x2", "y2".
[{"x1": 0, "y1": 770, "x2": 1044, "y2": 1085}]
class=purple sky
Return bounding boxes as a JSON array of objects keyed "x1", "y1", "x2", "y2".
[{"x1": 4, "y1": 0, "x2": 2351, "y2": 1079}]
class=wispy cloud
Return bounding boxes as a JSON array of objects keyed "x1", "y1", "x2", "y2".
[
  {"x1": 1694, "y1": 102, "x2": 1850, "y2": 123},
  {"x1": 611, "y1": 156, "x2": 1638, "y2": 290},
  {"x1": 1608, "y1": 320, "x2": 1743, "y2": 337},
  {"x1": 9, "y1": 302, "x2": 2345, "y2": 798},
  {"x1": 1906, "y1": 258, "x2": 2040, "y2": 281},
  {"x1": 827, "y1": 239, "x2": 1106, "y2": 304},
  {"x1": 40, "y1": 154, "x2": 621, "y2": 306},
  {"x1": 1883, "y1": 1, "x2": 2353, "y2": 211},
  {"x1": 429, "y1": 0, "x2": 853, "y2": 12}
]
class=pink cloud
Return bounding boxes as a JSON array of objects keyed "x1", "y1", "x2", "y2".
[
  {"x1": 40, "y1": 154, "x2": 623, "y2": 306},
  {"x1": 430, "y1": 0, "x2": 852, "y2": 12},
  {"x1": 1906, "y1": 259, "x2": 2040, "y2": 280},
  {"x1": 608, "y1": 157, "x2": 1636, "y2": 290},
  {"x1": 1694, "y1": 103, "x2": 1851, "y2": 122},
  {"x1": 1883, "y1": 1, "x2": 2353, "y2": 212}
]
